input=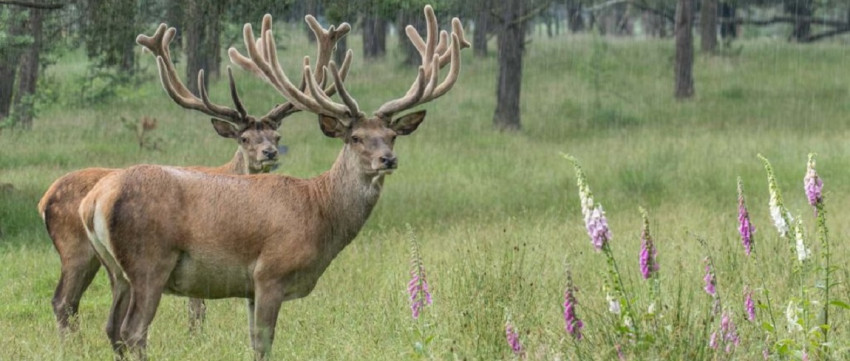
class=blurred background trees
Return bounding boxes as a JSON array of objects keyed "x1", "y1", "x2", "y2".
[{"x1": 3, "y1": 0, "x2": 850, "y2": 131}]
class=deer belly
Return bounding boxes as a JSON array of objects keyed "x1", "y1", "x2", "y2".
[{"x1": 165, "y1": 253, "x2": 254, "y2": 299}]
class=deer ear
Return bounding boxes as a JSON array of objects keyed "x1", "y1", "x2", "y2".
[
  {"x1": 211, "y1": 118, "x2": 239, "y2": 139},
  {"x1": 391, "y1": 110, "x2": 426, "y2": 136},
  {"x1": 318, "y1": 114, "x2": 347, "y2": 138}
]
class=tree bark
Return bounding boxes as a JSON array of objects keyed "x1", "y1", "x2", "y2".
[
  {"x1": 674, "y1": 0, "x2": 694, "y2": 100},
  {"x1": 493, "y1": 0, "x2": 527, "y2": 131},
  {"x1": 567, "y1": 0, "x2": 584, "y2": 32},
  {"x1": 700, "y1": 0, "x2": 717, "y2": 53},
  {"x1": 184, "y1": 0, "x2": 221, "y2": 95},
  {"x1": 362, "y1": 14, "x2": 386, "y2": 58},
  {"x1": 0, "y1": 7, "x2": 26, "y2": 121},
  {"x1": 719, "y1": 1, "x2": 736, "y2": 41},
  {"x1": 13, "y1": 6, "x2": 43, "y2": 129},
  {"x1": 399, "y1": 10, "x2": 425, "y2": 66},
  {"x1": 473, "y1": 0, "x2": 491, "y2": 57},
  {"x1": 785, "y1": 0, "x2": 813, "y2": 42}
]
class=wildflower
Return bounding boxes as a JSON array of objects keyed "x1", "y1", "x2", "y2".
[
  {"x1": 563, "y1": 270, "x2": 583, "y2": 340},
  {"x1": 786, "y1": 301, "x2": 803, "y2": 332},
  {"x1": 505, "y1": 321, "x2": 523, "y2": 356},
  {"x1": 639, "y1": 207, "x2": 659, "y2": 279},
  {"x1": 745, "y1": 288, "x2": 756, "y2": 322},
  {"x1": 720, "y1": 312, "x2": 740, "y2": 353},
  {"x1": 802, "y1": 351, "x2": 809, "y2": 361},
  {"x1": 804, "y1": 153, "x2": 823, "y2": 208},
  {"x1": 737, "y1": 178, "x2": 755, "y2": 256},
  {"x1": 794, "y1": 218, "x2": 811, "y2": 263},
  {"x1": 703, "y1": 257, "x2": 716, "y2": 297},
  {"x1": 407, "y1": 226, "x2": 431, "y2": 319},
  {"x1": 586, "y1": 205, "x2": 611, "y2": 251},
  {"x1": 564, "y1": 154, "x2": 595, "y2": 221},
  {"x1": 606, "y1": 292, "x2": 621, "y2": 314},
  {"x1": 763, "y1": 348, "x2": 769, "y2": 360},
  {"x1": 760, "y1": 155, "x2": 792, "y2": 237},
  {"x1": 615, "y1": 344, "x2": 625, "y2": 361},
  {"x1": 709, "y1": 331, "x2": 718, "y2": 349}
]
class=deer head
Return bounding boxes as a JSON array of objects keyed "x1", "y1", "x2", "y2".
[
  {"x1": 229, "y1": 5, "x2": 469, "y2": 177},
  {"x1": 137, "y1": 19, "x2": 353, "y2": 172}
]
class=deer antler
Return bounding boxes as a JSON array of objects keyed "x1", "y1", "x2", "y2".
[
  {"x1": 136, "y1": 24, "x2": 247, "y2": 126},
  {"x1": 374, "y1": 5, "x2": 470, "y2": 119},
  {"x1": 228, "y1": 15, "x2": 358, "y2": 123}
]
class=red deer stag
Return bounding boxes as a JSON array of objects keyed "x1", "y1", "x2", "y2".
[
  {"x1": 80, "y1": 6, "x2": 468, "y2": 360},
  {"x1": 39, "y1": 17, "x2": 350, "y2": 335}
]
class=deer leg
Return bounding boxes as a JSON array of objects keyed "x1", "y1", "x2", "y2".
[
  {"x1": 53, "y1": 252, "x2": 101, "y2": 334},
  {"x1": 104, "y1": 273, "x2": 131, "y2": 358},
  {"x1": 119, "y1": 254, "x2": 177, "y2": 361},
  {"x1": 187, "y1": 298, "x2": 206, "y2": 333},
  {"x1": 246, "y1": 298, "x2": 256, "y2": 349},
  {"x1": 250, "y1": 282, "x2": 285, "y2": 361}
]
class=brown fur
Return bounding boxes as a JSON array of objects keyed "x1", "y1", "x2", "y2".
[
  {"x1": 39, "y1": 120, "x2": 280, "y2": 334},
  {"x1": 81, "y1": 112, "x2": 426, "y2": 360}
]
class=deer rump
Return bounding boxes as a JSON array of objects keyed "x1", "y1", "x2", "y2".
[{"x1": 82, "y1": 165, "x2": 337, "y2": 302}]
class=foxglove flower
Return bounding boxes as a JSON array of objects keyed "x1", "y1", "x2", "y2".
[
  {"x1": 804, "y1": 153, "x2": 823, "y2": 208},
  {"x1": 745, "y1": 288, "x2": 756, "y2": 322},
  {"x1": 565, "y1": 154, "x2": 595, "y2": 221},
  {"x1": 737, "y1": 178, "x2": 755, "y2": 256},
  {"x1": 586, "y1": 205, "x2": 611, "y2": 251},
  {"x1": 709, "y1": 331, "x2": 719, "y2": 349},
  {"x1": 563, "y1": 271, "x2": 583, "y2": 340},
  {"x1": 607, "y1": 292, "x2": 621, "y2": 314},
  {"x1": 786, "y1": 301, "x2": 803, "y2": 332},
  {"x1": 639, "y1": 207, "x2": 659, "y2": 279},
  {"x1": 720, "y1": 312, "x2": 740, "y2": 353},
  {"x1": 703, "y1": 257, "x2": 716, "y2": 297},
  {"x1": 794, "y1": 218, "x2": 811, "y2": 263},
  {"x1": 760, "y1": 155, "x2": 792, "y2": 237},
  {"x1": 505, "y1": 321, "x2": 523, "y2": 356},
  {"x1": 407, "y1": 227, "x2": 431, "y2": 319}
]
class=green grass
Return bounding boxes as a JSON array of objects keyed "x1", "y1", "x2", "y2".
[{"x1": 2, "y1": 26, "x2": 850, "y2": 359}]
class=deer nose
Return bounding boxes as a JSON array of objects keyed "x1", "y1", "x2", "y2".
[
  {"x1": 380, "y1": 155, "x2": 397, "y2": 169},
  {"x1": 263, "y1": 147, "x2": 278, "y2": 159}
]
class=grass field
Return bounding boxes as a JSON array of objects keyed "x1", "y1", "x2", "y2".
[{"x1": 2, "y1": 25, "x2": 850, "y2": 360}]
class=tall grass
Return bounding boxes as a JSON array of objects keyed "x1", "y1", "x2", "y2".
[{"x1": 1, "y1": 25, "x2": 850, "y2": 359}]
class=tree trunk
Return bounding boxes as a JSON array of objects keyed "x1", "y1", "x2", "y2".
[
  {"x1": 185, "y1": 0, "x2": 220, "y2": 95},
  {"x1": 165, "y1": 0, "x2": 183, "y2": 58},
  {"x1": 785, "y1": 0, "x2": 813, "y2": 42},
  {"x1": 493, "y1": 0, "x2": 526, "y2": 131},
  {"x1": 567, "y1": 1, "x2": 584, "y2": 32},
  {"x1": 362, "y1": 14, "x2": 386, "y2": 58},
  {"x1": 399, "y1": 10, "x2": 425, "y2": 66},
  {"x1": 473, "y1": 0, "x2": 491, "y2": 57},
  {"x1": 719, "y1": 1, "x2": 736, "y2": 41},
  {"x1": 674, "y1": 0, "x2": 694, "y2": 100},
  {"x1": 13, "y1": 6, "x2": 44, "y2": 129},
  {"x1": 334, "y1": 35, "x2": 347, "y2": 65},
  {"x1": 644, "y1": 11, "x2": 667, "y2": 37},
  {"x1": 700, "y1": 0, "x2": 718, "y2": 53},
  {"x1": 0, "y1": 7, "x2": 26, "y2": 121}
]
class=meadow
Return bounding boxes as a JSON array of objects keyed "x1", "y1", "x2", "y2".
[{"x1": 2, "y1": 24, "x2": 850, "y2": 360}]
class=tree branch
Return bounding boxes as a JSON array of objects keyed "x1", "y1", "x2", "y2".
[
  {"x1": 0, "y1": 0, "x2": 63, "y2": 9},
  {"x1": 719, "y1": 16, "x2": 847, "y2": 28},
  {"x1": 586, "y1": 0, "x2": 675, "y2": 23},
  {"x1": 802, "y1": 27, "x2": 850, "y2": 42}
]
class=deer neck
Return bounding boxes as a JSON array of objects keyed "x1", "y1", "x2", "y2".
[
  {"x1": 220, "y1": 148, "x2": 255, "y2": 175},
  {"x1": 317, "y1": 144, "x2": 385, "y2": 252}
]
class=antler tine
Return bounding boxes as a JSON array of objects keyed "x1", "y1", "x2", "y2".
[
  {"x1": 438, "y1": 18, "x2": 470, "y2": 67},
  {"x1": 305, "y1": 15, "x2": 351, "y2": 87},
  {"x1": 303, "y1": 65, "x2": 350, "y2": 119},
  {"x1": 262, "y1": 49, "x2": 353, "y2": 122},
  {"x1": 139, "y1": 24, "x2": 245, "y2": 124},
  {"x1": 227, "y1": 67, "x2": 248, "y2": 119},
  {"x1": 373, "y1": 6, "x2": 468, "y2": 118},
  {"x1": 328, "y1": 61, "x2": 360, "y2": 117}
]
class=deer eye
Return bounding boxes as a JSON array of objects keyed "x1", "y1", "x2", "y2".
[
  {"x1": 351, "y1": 136, "x2": 361, "y2": 144},
  {"x1": 240, "y1": 136, "x2": 249, "y2": 144}
]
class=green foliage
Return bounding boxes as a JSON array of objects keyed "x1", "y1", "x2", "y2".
[{"x1": 4, "y1": 32, "x2": 850, "y2": 360}]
